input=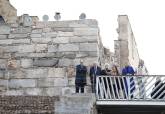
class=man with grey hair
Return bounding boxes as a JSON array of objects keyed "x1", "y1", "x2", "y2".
[{"x1": 90, "y1": 61, "x2": 101, "y2": 93}]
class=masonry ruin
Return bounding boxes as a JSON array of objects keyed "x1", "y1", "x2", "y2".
[{"x1": 0, "y1": 0, "x2": 148, "y2": 114}]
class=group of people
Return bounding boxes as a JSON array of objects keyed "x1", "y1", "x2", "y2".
[{"x1": 75, "y1": 60, "x2": 136, "y2": 98}]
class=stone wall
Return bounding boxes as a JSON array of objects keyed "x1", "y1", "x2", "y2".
[
  {"x1": 115, "y1": 15, "x2": 140, "y2": 72},
  {"x1": 0, "y1": 96, "x2": 59, "y2": 114},
  {"x1": 0, "y1": 19, "x2": 109, "y2": 96}
]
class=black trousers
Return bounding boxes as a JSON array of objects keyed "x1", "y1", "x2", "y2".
[{"x1": 75, "y1": 84, "x2": 85, "y2": 93}]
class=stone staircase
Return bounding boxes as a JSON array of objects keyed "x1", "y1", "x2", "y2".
[{"x1": 55, "y1": 93, "x2": 97, "y2": 114}]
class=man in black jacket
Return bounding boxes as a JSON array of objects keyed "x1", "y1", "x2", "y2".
[{"x1": 75, "y1": 60, "x2": 87, "y2": 93}]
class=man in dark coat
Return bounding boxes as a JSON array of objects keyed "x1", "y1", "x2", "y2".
[
  {"x1": 90, "y1": 62, "x2": 102, "y2": 93},
  {"x1": 75, "y1": 60, "x2": 87, "y2": 93}
]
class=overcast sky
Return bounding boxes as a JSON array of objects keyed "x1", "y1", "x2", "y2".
[{"x1": 10, "y1": 0, "x2": 165, "y2": 75}]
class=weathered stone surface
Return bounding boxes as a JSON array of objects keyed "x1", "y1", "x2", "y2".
[
  {"x1": 59, "y1": 44, "x2": 79, "y2": 52},
  {"x1": 52, "y1": 27, "x2": 74, "y2": 32},
  {"x1": 48, "y1": 45, "x2": 58, "y2": 52},
  {"x1": 64, "y1": 52, "x2": 76, "y2": 59},
  {"x1": 59, "y1": 58, "x2": 74, "y2": 67},
  {"x1": 33, "y1": 58, "x2": 58, "y2": 67},
  {"x1": 0, "y1": 25, "x2": 10, "y2": 34},
  {"x1": 70, "y1": 36, "x2": 98, "y2": 43},
  {"x1": 32, "y1": 28, "x2": 42, "y2": 33},
  {"x1": 45, "y1": 32, "x2": 57, "y2": 38},
  {"x1": 54, "y1": 77, "x2": 67, "y2": 86},
  {"x1": 0, "y1": 96, "x2": 59, "y2": 113},
  {"x1": 52, "y1": 37, "x2": 69, "y2": 44},
  {"x1": 11, "y1": 27, "x2": 31, "y2": 33},
  {"x1": 79, "y1": 43, "x2": 98, "y2": 51},
  {"x1": 0, "y1": 35, "x2": 8, "y2": 39},
  {"x1": 66, "y1": 66, "x2": 76, "y2": 78},
  {"x1": 8, "y1": 33, "x2": 28, "y2": 38},
  {"x1": 83, "y1": 57, "x2": 98, "y2": 66},
  {"x1": 48, "y1": 68, "x2": 66, "y2": 77},
  {"x1": 2, "y1": 90, "x2": 24, "y2": 95},
  {"x1": 25, "y1": 68, "x2": 48, "y2": 78},
  {"x1": 0, "y1": 80, "x2": 8, "y2": 87},
  {"x1": 8, "y1": 79, "x2": 36, "y2": 88},
  {"x1": 68, "y1": 77, "x2": 75, "y2": 86},
  {"x1": 31, "y1": 37, "x2": 52, "y2": 44},
  {"x1": 4, "y1": 69, "x2": 26, "y2": 79},
  {"x1": 57, "y1": 31, "x2": 74, "y2": 37},
  {"x1": 12, "y1": 39, "x2": 31, "y2": 44},
  {"x1": 34, "y1": 44, "x2": 47, "y2": 52},
  {"x1": 30, "y1": 33, "x2": 42, "y2": 38},
  {"x1": 18, "y1": 45, "x2": 35, "y2": 53},
  {"x1": 55, "y1": 94, "x2": 96, "y2": 114},
  {"x1": 0, "y1": 70, "x2": 5, "y2": 78},
  {"x1": 37, "y1": 78, "x2": 55, "y2": 87},
  {"x1": 24, "y1": 88, "x2": 42, "y2": 95},
  {"x1": 74, "y1": 28, "x2": 99, "y2": 36},
  {"x1": 20, "y1": 59, "x2": 33, "y2": 68},
  {"x1": 0, "y1": 39, "x2": 13, "y2": 45},
  {"x1": 43, "y1": 27, "x2": 52, "y2": 32},
  {"x1": 43, "y1": 87, "x2": 62, "y2": 96}
]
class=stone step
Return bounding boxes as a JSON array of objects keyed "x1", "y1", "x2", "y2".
[{"x1": 55, "y1": 93, "x2": 97, "y2": 114}]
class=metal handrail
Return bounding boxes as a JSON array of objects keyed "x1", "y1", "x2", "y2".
[{"x1": 96, "y1": 75, "x2": 165, "y2": 101}]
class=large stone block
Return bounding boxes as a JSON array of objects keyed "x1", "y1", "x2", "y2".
[
  {"x1": 69, "y1": 36, "x2": 97, "y2": 43},
  {"x1": 8, "y1": 79, "x2": 36, "y2": 89},
  {"x1": 33, "y1": 58, "x2": 58, "y2": 67},
  {"x1": 0, "y1": 35, "x2": 8, "y2": 39},
  {"x1": 48, "y1": 68, "x2": 66, "y2": 78},
  {"x1": 0, "y1": 70, "x2": 5, "y2": 78},
  {"x1": 34, "y1": 44, "x2": 47, "y2": 52},
  {"x1": 37, "y1": 78, "x2": 55, "y2": 87},
  {"x1": 74, "y1": 28, "x2": 99, "y2": 36},
  {"x1": 59, "y1": 44, "x2": 79, "y2": 52},
  {"x1": 79, "y1": 43, "x2": 98, "y2": 52},
  {"x1": 52, "y1": 27, "x2": 74, "y2": 32},
  {"x1": 18, "y1": 45, "x2": 35, "y2": 53},
  {"x1": 2, "y1": 90, "x2": 24, "y2": 95},
  {"x1": 45, "y1": 32, "x2": 57, "y2": 38},
  {"x1": 25, "y1": 68, "x2": 48, "y2": 78},
  {"x1": 24, "y1": 88, "x2": 42, "y2": 95},
  {"x1": 43, "y1": 27, "x2": 52, "y2": 32},
  {"x1": 0, "y1": 80, "x2": 8, "y2": 87},
  {"x1": 4, "y1": 69, "x2": 26, "y2": 79},
  {"x1": 48, "y1": 45, "x2": 58, "y2": 52},
  {"x1": 54, "y1": 77, "x2": 67, "y2": 87},
  {"x1": 32, "y1": 28, "x2": 42, "y2": 33},
  {"x1": 30, "y1": 33, "x2": 42, "y2": 38},
  {"x1": 52, "y1": 37, "x2": 69, "y2": 44},
  {"x1": 11, "y1": 27, "x2": 31, "y2": 34},
  {"x1": 63, "y1": 52, "x2": 76, "y2": 59},
  {"x1": 0, "y1": 25, "x2": 10, "y2": 34},
  {"x1": 68, "y1": 77, "x2": 75, "y2": 86},
  {"x1": 57, "y1": 31, "x2": 74, "y2": 37},
  {"x1": 58, "y1": 58, "x2": 74, "y2": 67},
  {"x1": 20, "y1": 59, "x2": 33, "y2": 68},
  {"x1": 12, "y1": 39, "x2": 31, "y2": 44},
  {"x1": 8, "y1": 34, "x2": 28, "y2": 38},
  {"x1": 83, "y1": 57, "x2": 98, "y2": 66},
  {"x1": 31, "y1": 37, "x2": 52, "y2": 44},
  {"x1": 42, "y1": 87, "x2": 62, "y2": 96},
  {"x1": 0, "y1": 39, "x2": 13, "y2": 45}
]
